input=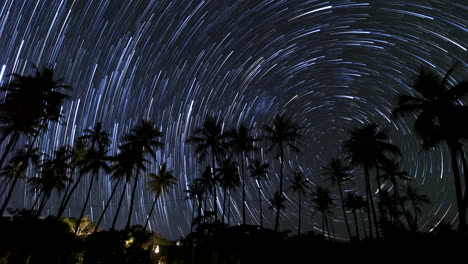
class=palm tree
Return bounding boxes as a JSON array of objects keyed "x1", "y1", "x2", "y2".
[
  {"x1": 80, "y1": 122, "x2": 111, "y2": 150},
  {"x1": 268, "y1": 191, "x2": 286, "y2": 228},
  {"x1": 263, "y1": 115, "x2": 301, "y2": 231},
  {"x1": 144, "y1": 163, "x2": 177, "y2": 230},
  {"x1": 0, "y1": 66, "x2": 71, "y2": 168},
  {"x1": 185, "y1": 182, "x2": 204, "y2": 232},
  {"x1": 0, "y1": 146, "x2": 39, "y2": 215},
  {"x1": 344, "y1": 193, "x2": 362, "y2": 240},
  {"x1": 195, "y1": 166, "x2": 218, "y2": 223},
  {"x1": 123, "y1": 120, "x2": 163, "y2": 229},
  {"x1": 249, "y1": 159, "x2": 269, "y2": 227},
  {"x1": 391, "y1": 64, "x2": 468, "y2": 232},
  {"x1": 343, "y1": 123, "x2": 400, "y2": 239},
  {"x1": 322, "y1": 158, "x2": 353, "y2": 239},
  {"x1": 312, "y1": 186, "x2": 334, "y2": 240},
  {"x1": 404, "y1": 185, "x2": 430, "y2": 231},
  {"x1": 226, "y1": 124, "x2": 258, "y2": 225},
  {"x1": 188, "y1": 116, "x2": 227, "y2": 222},
  {"x1": 56, "y1": 138, "x2": 88, "y2": 218},
  {"x1": 380, "y1": 160, "x2": 412, "y2": 227},
  {"x1": 289, "y1": 171, "x2": 308, "y2": 235},
  {"x1": 75, "y1": 145, "x2": 111, "y2": 234},
  {"x1": 217, "y1": 156, "x2": 241, "y2": 224}
]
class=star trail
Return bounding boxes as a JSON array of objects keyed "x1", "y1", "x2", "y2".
[{"x1": 0, "y1": 0, "x2": 467, "y2": 239}]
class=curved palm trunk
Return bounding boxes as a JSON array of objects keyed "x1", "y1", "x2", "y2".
[
  {"x1": 190, "y1": 199, "x2": 196, "y2": 233},
  {"x1": 144, "y1": 197, "x2": 158, "y2": 230},
  {"x1": 258, "y1": 181, "x2": 263, "y2": 227},
  {"x1": 353, "y1": 211, "x2": 360, "y2": 240},
  {"x1": 275, "y1": 143, "x2": 284, "y2": 232},
  {"x1": 227, "y1": 190, "x2": 232, "y2": 226},
  {"x1": 57, "y1": 166, "x2": 75, "y2": 214},
  {"x1": 57, "y1": 171, "x2": 85, "y2": 218},
  {"x1": 221, "y1": 186, "x2": 227, "y2": 224},
  {"x1": 94, "y1": 177, "x2": 122, "y2": 232},
  {"x1": 0, "y1": 170, "x2": 22, "y2": 216},
  {"x1": 337, "y1": 183, "x2": 352, "y2": 239},
  {"x1": 31, "y1": 189, "x2": 44, "y2": 211},
  {"x1": 364, "y1": 164, "x2": 378, "y2": 239},
  {"x1": 324, "y1": 211, "x2": 331, "y2": 242},
  {"x1": 75, "y1": 172, "x2": 96, "y2": 235},
  {"x1": 211, "y1": 153, "x2": 218, "y2": 222},
  {"x1": 241, "y1": 152, "x2": 246, "y2": 225},
  {"x1": 37, "y1": 192, "x2": 50, "y2": 216},
  {"x1": 0, "y1": 177, "x2": 13, "y2": 196},
  {"x1": 111, "y1": 182, "x2": 127, "y2": 230},
  {"x1": 126, "y1": 170, "x2": 140, "y2": 229},
  {"x1": 449, "y1": 146, "x2": 466, "y2": 233},
  {"x1": 359, "y1": 209, "x2": 367, "y2": 239},
  {"x1": 0, "y1": 131, "x2": 20, "y2": 170}
]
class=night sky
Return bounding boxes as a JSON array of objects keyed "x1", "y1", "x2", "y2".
[{"x1": 0, "y1": 0, "x2": 467, "y2": 240}]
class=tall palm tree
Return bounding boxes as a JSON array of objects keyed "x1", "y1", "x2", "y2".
[
  {"x1": 75, "y1": 145, "x2": 111, "y2": 234},
  {"x1": 185, "y1": 182, "x2": 204, "y2": 232},
  {"x1": 56, "y1": 138, "x2": 88, "y2": 218},
  {"x1": 0, "y1": 146, "x2": 39, "y2": 215},
  {"x1": 217, "y1": 156, "x2": 241, "y2": 224},
  {"x1": 322, "y1": 158, "x2": 353, "y2": 239},
  {"x1": 404, "y1": 185, "x2": 430, "y2": 231},
  {"x1": 263, "y1": 115, "x2": 301, "y2": 231},
  {"x1": 380, "y1": 160, "x2": 412, "y2": 227},
  {"x1": 268, "y1": 191, "x2": 286, "y2": 229},
  {"x1": 123, "y1": 120, "x2": 163, "y2": 229},
  {"x1": 344, "y1": 193, "x2": 362, "y2": 240},
  {"x1": 249, "y1": 159, "x2": 269, "y2": 227},
  {"x1": 110, "y1": 144, "x2": 146, "y2": 230},
  {"x1": 195, "y1": 166, "x2": 218, "y2": 222},
  {"x1": 144, "y1": 163, "x2": 177, "y2": 230},
  {"x1": 226, "y1": 124, "x2": 258, "y2": 225},
  {"x1": 188, "y1": 116, "x2": 227, "y2": 222},
  {"x1": 343, "y1": 123, "x2": 400, "y2": 239},
  {"x1": 29, "y1": 153, "x2": 70, "y2": 216},
  {"x1": 312, "y1": 186, "x2": 334, "y2": 240},
  {"x1": 289, "y1": 171, "x2": 308, "y2": 236},
  {"x1": 391, "y1": 64, "x2": 468, "y2": 232}
]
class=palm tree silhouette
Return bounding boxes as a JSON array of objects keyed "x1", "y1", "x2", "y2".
[
  {"x1": 404, "y1": 185, "x2": 430, "y2": 231},
  {"x1": 263, "y1": 115, "x2": 301, "y2": 231},
  {"x1": 0, "y1": 66, "x2": 70, "y2": 169},
  {"x1": 185, "y1": 182, "x2": 204, "y2": 232},
  {"x1": 195, "y1": 166, "x2": 218, "y2": 223},
  {"x1": 75, "y1": 145, "x2": 111, "y2": 234},
  {"x1": 322, "y1": 158, "x2": 353, "y2": 239},
  {"x1": 144, "y1": 162, "x2": 177, "y2": 230},
  {"x1": 343, "y1": 123, "x2": 400, "y2": 239},
  {"x1": 268, "y1": 191, "x2": 286, "y2": 229},
  {"x1": 391, "y1": 64, "x2": 468, "y2": 232},
  {"x1": 249, "y1": 159, "x2": 269, "y2": 227},
  {"x1": 122, "y1": 120, "x2": 163, "y2": 229},
  {"x1": 217, "y1": 156, "x2": 240, "y2": 225},
  {"x1": 0, "y1": 146, "x2": 39, "y2": 215},
  {"x1": 188, "y1": 116, "x2": 227, "y2": 222},
  {"x1": 29, "y1": 146, "x2": 71, "y2": 216},
  {"x1": 226, "y1": 124, "x2": 258, "y2": 225},
  {"x1": 289, "y1": 171, "x2": 308, "y2": 236},
  {"x1": 344, "y1": 193, "x2": 363, "y2": 240},
  {"x1": 312, "y1": 186, "x2": 333, "y2": 240}
]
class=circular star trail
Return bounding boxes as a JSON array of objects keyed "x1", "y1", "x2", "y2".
[{"x1": 0, "y1": 0, "x2": 467, "y2": 239}]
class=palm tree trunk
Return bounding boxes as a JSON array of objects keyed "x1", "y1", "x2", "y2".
[
  {"x1": 227, "y1": 190, "x2": 232, "y2": 226},
  {"x1": 58, "y1": 166, "x2": 75, "y2": 214},
  {"x1": 0, "y1": 131, "x2": 19, "y2": 170},
  {"x1": 328, "y1": 209, "x2": 336, "y2": 242},
  {"x1": 324, "y1": 211, "x2": 331, "y2": 242},
  {"x1": 321, "y1": 213, "x2": 325, "y2": 239},
  {"x1": 126, "y1": 170, "x2": 140, "y2": 229},
  {"x1": 395, "y1": 187, "x2": 411, "y2": 230},
  {"x1": 144, "y1": 197, "x2": 158, "y2": 230},
  {"x1": 353, "y1": 211, "x2": 360, "y2": 240},
  {"x1": 57, "y1": 171, "x2": 85, "y2": 218},
  {"x1": 0, "y1": 169, "x2": 21, "y2": 216},
  {"x1": 275, "y1": 143, "x2": 284, "y2": 232},
  {"x1": 241, "y1": 151, "x2": 246, "y2": 225},
  {"x1": 449, "y1": 145, "x2": 466, "y2": 233},
  {"x1": 211, "y1": 153, "x2": 218, "y2": 222},
  {"x1": 338, "y1": 183, "x2": 352, "y2": 239},
  {"x1": 0, "y1": 176, "x2": 12, "y2": 196},
  {"x1": 111, "y1": 182, "x2": 127, "y2": 230},
  {"x1": 359, "y1": 209, "x2": 367, "y2": 239},
  {"x1": 297, "y1": 192, "x2": 301, "y2": 236},
  {"x1": 221, "y1": 186, "x2": 227, "y2": 224},
  {"x1": 75, "y1": 172, "x2": 96, "y2": 235},
  {"x1": 197, "y1": 197, "x2": 203, "y2": 226},
  {"x1": 363, "y1": 165, "x2": 374, "y2": 239},
  {"x1": 31, "y1": 189, "x2": 44, "y2": 211},
  {"x1": 364, "y1": 164, "x2": 378, "y2": 239},
  {"x1": 37, "y1": 192, "x2": 50, "y2": 216},
  {"x1": 190, "y1": 199, "x2": 196, "y2": 233},
  {"x1": 458, "y1": 147, "x2": 468, "y2": 210},
  {"x1": 94, "y1": 177, "x2": 122, "y2": 232},
  {"x1": 258, "y1": 183, "x2": 263, "y2": 227}
]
